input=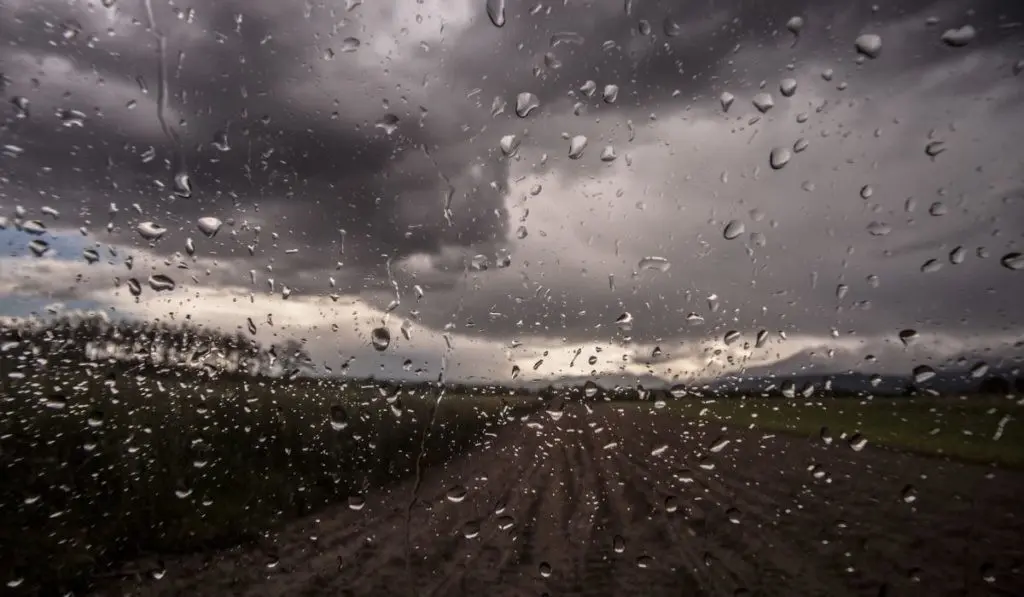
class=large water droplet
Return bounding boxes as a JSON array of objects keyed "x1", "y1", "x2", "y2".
[
  {"x1": 486, "y1": 0, "x2": 506, "y2": 27},
  {"x1": 786, "y1": 16, "x2": 805, "y2": 35},
  {"x1": 779, "y1": 78, "x2": 797, "y2": 97},
  {"x1": 375, "y1": 114, "x2": 399, "y2": 135},
  {"x1": 197, "y1": 217, "x2": 222, "y2": 237},
  {"x1": 613, "y1": 535, "x2": 626, "y2": 553},
  {"x1": 499, "y1": 134, "x2": 520, "y2": 156},
  {"x1": 173, "y1": 172, "x2": 193, "y2": 198},
  {"x1": 538, "y1": 561, "x2": 552, "y2": 578},
  {"x1": 583, "y1": 380, "x2": 599, "y2": 398},
  {"x1": 568, "y1": 135, "x2": 588, "y2": 159},
  {"x1": 136, "y1": 221, "x2": 166, "y2": 241},
  {"x1": 329, "y1": 405, "x2": 348, "y2": 431},
  {"x1": 866, "y1": 221, "x2": 891, "y2": 236},
  {"x1": 371, "y1": 327, "x2": 391, "y2": 351},
  {"x1": 638, "y1": 256, "x2": 671, "y2": 272},
  {"x1": 723, "y1": 219, "x2": 745, "y2": 240},
  {"x1": 1000, "y1": 252, "x2": 1023, "y2": 271},
  {"x1": 127, "y1": 278, "x2": 142, "y2": 296},
  {"x1": 752, "y1": 92, "x2": 774, "y2": 113},
  {"x1": 515, "y1": 92, "x2": 539, "y2": 117},
  {"x1": 898, "y1": 329, "x2": 918, "y2": 346},
  {"x1": 28, "y1": 239, "x2": 50, "y2": 257},
  {"x1": 446, "y1": 485, "x2": 467, "y2": 503},
  {"x1": 940, "y1": 25, "x2": 975, "y2": 47},
  {"x1": 769, "y1": 147, "x2": 791, "y2": 170},
  {"x1": 724, "y1": 330, "x2": 741, "y2": 345},
  {"x1": 340, "y1": 37, "x2": 361, "y2": 52},
  {"x1": 855, "y1": 34, "x2": 883, "y2": 58},
  {"x1": 602, "y1": 84, "x2": 619, "y2": 103},
  {"x1": 720, "y1": 92, "x2": 735, "y2": 112},
  {"x1": 148, "y1": 274, "x2": 176, "y2": 292},
  {"x1": 913, "y1": 365, "x2": 936, "y2": 383},
  {"x1": 849, "y1": 433, "x2": 868, "y2": 451}
]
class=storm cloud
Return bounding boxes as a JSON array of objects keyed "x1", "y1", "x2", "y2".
[{"x1": 1, "y1": 0, "x2": 1022, "y2": 384}]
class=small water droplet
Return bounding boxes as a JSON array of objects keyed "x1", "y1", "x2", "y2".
[
  {"x1": 538, "y1": 561, "x2": 552, "y2": 578},
  {"x1": 499, "y1": 134, "x2": 520, "y2": 156},
  {"x1": 636, "y1": 555, "x2": 653, "y2": 569},
  {"x1": 602, "y1": 84, "x2": 619, "y2": 104},
  {"x1": 901, "y1": 485, "x2": 918, "y2": 503},
  {"x1": 583, "y1": 380, "x2": 599, "y2": 399},
  {"x1": 949, "y1": 246, "x2": 965, "y2": 264},
  {"x1": 329, "y1": 405, "x2": 348, "y2": 431},
  {"x1": 793, "y1": 138, "x2": 809, "y2": 153},
  {"x1": 724, "y1": 330, "x2": 741, "y2": 345},
  {"x1": 340, "y1": 37, "x2": 361, "y2": 52},
  {"x1": 920, "y1": 259, "x2": 942, "y2": 274},
  {"x1": 898, "y1": 329, "x2": 918, "y2": 346},
  {"x1": 613, "y1": 535, "x2": 626, "y2": 553},
  {"x1": 849, "y1": 434, "x2": 868, "y2": 451},
  {"x1": 866, "y1": 221, "x2": 891, "y2": 236},
  {"x1": 860, "y1": 185, "x2": 874, "y2": 199},
  {"x1": 173, "y1": 172, "x2": 193, "y2": 198}
]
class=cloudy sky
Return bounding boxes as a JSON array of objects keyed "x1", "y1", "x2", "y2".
[{"x1": 1, "y1": 0, "x2": 1022, "y2": 385}]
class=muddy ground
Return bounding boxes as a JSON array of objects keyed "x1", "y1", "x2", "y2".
[{"x1": 101, "y1": 402, "x2": 1024, "y2": 597}]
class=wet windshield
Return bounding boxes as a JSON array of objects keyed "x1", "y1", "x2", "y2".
[{"x1": 1, "y1": 1, "x2": 1022, "y2": 595}]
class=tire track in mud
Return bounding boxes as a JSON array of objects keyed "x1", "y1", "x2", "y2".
[{"x1": 98, "y1": 403, "x2": 1024, "y2": 597}]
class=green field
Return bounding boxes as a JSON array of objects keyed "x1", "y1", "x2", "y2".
[
  {"x1": 0, "y1": 361, "x2": 537, "y2": 594},
  {"x1": 662, "y1": 396, "x2": 1024, "y2": 468}
]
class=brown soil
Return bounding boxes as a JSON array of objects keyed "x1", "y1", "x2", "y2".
[{"x1": 99, "y1": 402, "x2": 1024, "y2": 597}]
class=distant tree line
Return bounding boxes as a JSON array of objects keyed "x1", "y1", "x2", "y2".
[{"x1": 0, "y1": 311, "x2": 312, "y2": 378}]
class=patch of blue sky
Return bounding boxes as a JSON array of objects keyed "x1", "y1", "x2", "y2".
[{"x1": 0, "y1": 225, "x2": 93, "y2": 260}]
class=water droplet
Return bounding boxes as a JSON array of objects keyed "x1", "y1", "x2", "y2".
[
  {"x1": 636, "y1": 555, "x2": 653, "y2": 568},
  {"x1": 197, "y1": 217, "x2": 222, "y2": 237},
  {"x1": 836, "y1": 284, "x2": 849, "y2": 300},
  {"x1": 898, "y1": 329, "x2": 918, "y2": 346},
  {"x1": 600, "y1": 145, "x2": 617, "y2": 162},
  {"x1": 82, "y1": 248, "x2": 100, "y2": 264},
  {"x1": 340, "y1": 37, "x2": 361, "y2": 52},
  {"x1": 11, "y1": 96, "x2": 30, "y2": 118},
  {"x1": 601, "y1": 84, "x2": 620, "y2": 104},
  {"x1": 709, "y1": 437, "x2": 730, "y2": 453},
  {"x1": 820, "y1": 427, "x2": 834, "y2": 445},
  {"x1": 348, "y1": 494, "x2": 365, "y2": 511},
  {"x1": 568, "y1": 135, "x2": 588, "y2": 159},
  {"x1": 550, "y1": 31, "x2": 584, "y2": 47},
  {"x1": 920, "y1": 259, "x2": 942, "y2": 274},
  {"x1": 211, "y1": 130, "x2": 230, "y2": 151},
  {"x1": 663, "y1": 17, "x2": 681, "y2": 37},
  {"x1": 370, "y1": 327, "x2": 391, "y2": 351},
  {"x1": 970, "y1": 362, "x2": 989, "y2": 378},
  {"x1": 1000, "y1": 252, "x2": 1023, "y2": 270},
  {"x1": 752, "y1": 92, "x2": 774, "y2": 113},
  {"x1": 925, "y1": 140, "x2": 946, "y2": 157},
  {"x1": 499, "y1": 134, "x2": 520, "y2": 156},
  {"x1": 173, "y1": 172, "x2": 193, "y2": 198},
  {"x1": 461, "y1": 520, "x2": 481, "y2": 539},
  {"x1": 793, "y1": 138, "x2": 809, "y2": 153},
  {"x1": 515, "y1": 92, "x2": 539, "y2": 117},
  {"x1": 724, "y1": 330, "x2": 741, "y2": 345},
  {"x1": 720, "y1": 92, "x2": 735, "y2": 112},
  {"x1": 20, "y1": 219, "x2": 47, "y2": 235},
  {"x1": 329, "y1": 405, "x2": 348, "y2": 431},
  {"x1": 948, "y1": 246, "x2": 965, "y2": 264},
  {"x1": 127, "y1": 278, "x2": 142, "y2": 297},
  {"x1": 723, "y1": 219, "x2": 745, "y2": 240},
  {"x1": 638, "y1": 256, "x2": 670, "y2": 272},
  {"x1": 866, "y1": 221, "x2": 891, "y2": 236},
  {"x1": 486, "y1": 0, "x2": 506, "y2": 27},
  {"x1": 57, "y1": 108, "x2": 86, "y2": 127},
  {"x1": 901, "y1": 485, "x2": 918, "y2": 503},
  {"x1": 581, "y1": 380, "x2": 599, "y2": 399},
  {"x1": 940, "y1": 25, "x2": 975, "y2": 47},
  {"x1": 779, "y1": 78, "x2": 797, "y2": 97},
  {"x1": 538, "y1": 561, "x2": 552, "y2": 578},
  {"x1": 638, "y1": 20, "x2": 652, "y2": 35},
  {"x1": 860, "y1": 185, "x2": 874, "y2": 199},
  {"x1": 446, "y1": 485, "x2": 467, "y2": 503},
  {"x1": 726, "y1": 508, "x2": 742, "y2": 524},
  {"x1": 913, "y1": 365, "x2": 936, "y2": 383},
  {"x1": 148, "y1": 274, "x2": 176, "y2": 292},
  {"x1": 786, "y1": 16, "x2": 805, "y2": 35},
  {"x1": 855, "y1": 33, "x2": 882, "y2": 58},
  {"x1": 769, "y1": 147, "x2": 791, "y2": 170},
  {"x1": 613, "y1": 535, "x2": 626, "y2": 553},
  {"x1": 849, "y1": 434, "x2": 868, "y2": 451},
  {"x1": 136, "y1": 221, "x2": 166, "y2": 241},
  {"x1": 375, "y1": 114, "x2": 399, "y2": 135}
]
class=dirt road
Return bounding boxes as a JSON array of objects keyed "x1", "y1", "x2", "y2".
[{"x1": 101, "y1": 402, "x2": 1024, "y2": 596}]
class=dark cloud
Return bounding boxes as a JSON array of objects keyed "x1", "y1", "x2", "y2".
[{"x1": 1, "y1": 0, "x2": 1023, "y2": 382}]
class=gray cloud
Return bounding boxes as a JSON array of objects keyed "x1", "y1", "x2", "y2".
[{"x1": 1, "y1": 0, "x2": 1023, "y2": 383}]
